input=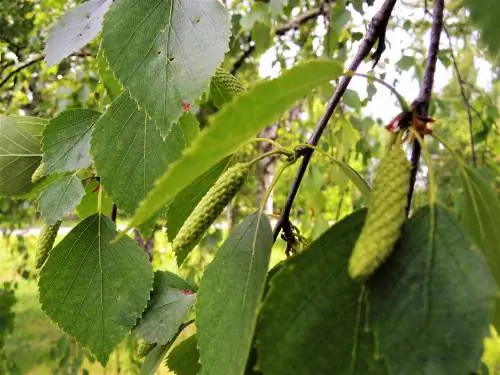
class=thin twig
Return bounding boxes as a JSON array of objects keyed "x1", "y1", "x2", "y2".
[
  {"x1": 0, "y1": 56, "x2": 44, "y2": 89},
  {"x1": 443, "y1": 26, "x2": 476, "y2": 165},
  {"x1": 406, "y1": 0, "x2": 444, "y2": 214},
  {"x1": 231, "y1": 6, "x2": 327, "y2": 75},
  {"x1": 273, "y1": 0, "x2": 398, "y2": 242}
]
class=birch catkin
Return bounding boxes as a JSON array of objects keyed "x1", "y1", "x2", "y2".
[
  {"x1": 172, "y1": 163, "x2": 250, "y2": 264},
  {"x1": 348, "y1": 144, "x2": 410, "y2": 281},
  {"x1": 35, "y1": 220, "x2": 61, "y2": 269}
]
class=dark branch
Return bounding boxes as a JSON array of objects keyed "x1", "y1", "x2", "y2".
[
  {"x1": 406, "y1": 0, "x2": 444, "y2": 213},
  {"x1": 231, "y1": 6, "x2": 327, "y2": 75},
  {"x1": 273, "y1": 0, "x2": 398, "y2": 242},
  {"x1": 0, "y1": 56, "x2": 44, "y2": 89}
]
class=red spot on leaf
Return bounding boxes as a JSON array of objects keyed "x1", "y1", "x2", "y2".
[
  {"x1": 182, "y1": 289, "x2": 195, "y2": 295},
  {"x1": 181, "y1": 100, "x2": 191, "y2": 112}
]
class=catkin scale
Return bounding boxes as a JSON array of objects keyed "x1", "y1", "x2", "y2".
[
  {"x1": 212, "y1": 67, "x2": 246, "y2": 97},
  {"x1": 172, "y1": 163, "x2": 249, "y2": 263},
  {"x1": 35, "y1": 220, "x2": 61, "y2": 269},
  {"x1": 348, "y1": 144, "x2": 410, "y2": 281}
]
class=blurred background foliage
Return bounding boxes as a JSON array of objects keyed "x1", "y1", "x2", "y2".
[{"x1": 0, "y1": 0, "x2": 499, "y2": 373}]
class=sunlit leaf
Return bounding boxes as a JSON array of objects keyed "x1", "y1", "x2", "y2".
[{"x1": 75, "y1": 179, "x2": 114, "y2": 219}]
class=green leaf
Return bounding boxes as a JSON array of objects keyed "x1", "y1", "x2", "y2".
[
  {"x1": 240, "y1": 3, "x2": 271, "y2": 31},
  {"x1": 102, "y1": 0, "x2": 231, "y2": 134},
  {"x1": 459, "y1": 165, "x2": 500, "y2": 327},
  {"x1": 97, "y1": 48, "x2": 123, "y2": 101},
  {"x1": 368, "y1": 205, "x2": 495, "y2": 374},
  {"x1": 332, "y1": 159, "x2": 370, "y2": 200},
  {"x1": 0, "y1": 115, "x2": 42, "y2": 196},
  {"x1": 127, "y1": 60, "x2": 344, "y2": 230},
  {"x1": 166, "y1": 335, "x2": 200, "y2": 375},
  {"x1": 42, "y1": 109, "x2": 101, "y2": 174},
  {"x1": 343, "y1": 89, "x2": 362, "y2": 108},
  {"x1": 91, "y1": 91, "x2": 189, "y2": 214},
  {"x1": 135, "y1": 271, "x2": 196, "y2": 345},
  {"x1": 256, "y1": 209, "x2": 387, "y2": 375},
  {"x1": 396, "y1": 55, "x2": 416, "y2": 71},
  {"x1": 39, "y1": 214, "x2": 153, "y2": 365},
  {"x1": 37, "y1": 174, "x2": 85, "y2": 225},
  {"x1": 167, "y1": 157, "x2": 230, "y2": 240},
  {"x1": 76, "y1": 179, "x2": 114, "y2": 219},
  {"x1": 251, "y1": 23, "x2": 272, "y2": 54},
  {"x1": 197, "y1": 213, "x2": 273, "y2": 375},
  {"x1": 465, "y1": 0, "x2": 500, "y2": 57},
  {"x1": 44, "y1": 0, "x2": 112, "y2": 67},
  {"x1": 8, "y1": 115, "x2": 47, "y2": 139}
]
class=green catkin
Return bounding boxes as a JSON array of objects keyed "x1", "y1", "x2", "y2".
[
  {"x1": 172, "y1": 163, "x2": 250, "y2": 264},
  {"x1": 212, "y1": 67, "x2": 246, "y2": 96},
  {"x1": 31, "y1": 162, "x2": 45, "y2": 183},
  {"x1": 348, "y1": 143, "x2": 410, "y2": 281},
  {"x1": 35, "y1": 220, "x2": 61, "y2": 269}
]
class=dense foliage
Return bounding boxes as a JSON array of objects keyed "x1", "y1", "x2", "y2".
[{"x1": 1, "y1": 0, "x2": 499, "y2": 373}]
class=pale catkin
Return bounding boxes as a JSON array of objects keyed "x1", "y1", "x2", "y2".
[
  {"x1": 31, "y1": 162, "x2": 45, "y2": 183},
  {"x1": 172, "y1": 163, "x2": 250, "y2": 264},
  {"x1": 348, "y1": 144, "x2": 410, "y2": 281},
  {"x1": 212, "y1": 67, "x2": 246, "y2": 96},
  {"x1": 35, "y1": 220, "x2": 61, "y2": 269}
]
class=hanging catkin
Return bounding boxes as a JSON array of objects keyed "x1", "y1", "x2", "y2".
[{"x1": 348, "y1": 143, "x2": 410, "y2": 281}]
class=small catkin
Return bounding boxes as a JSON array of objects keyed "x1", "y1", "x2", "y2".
[
  {"x1": 31, "y1": 162, "x2": 45, "y2": 183},
  {"x1": 348, "y1": 144, "x2": 410, "y2": 281},
  {"x1": 212, "y1": 67, "x2": 246, "y2": 97},
  {"x1": 137, "y1": 341, "x2": 156, "y2": 358},
  {"x1": 35, "y1": 220, "x2": 61, "y2": 269},
  {"x1": 172, "y1": 163, "x2": 249, "y2": 263}
]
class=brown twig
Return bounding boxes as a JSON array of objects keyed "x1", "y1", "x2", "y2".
[
  {"x1": 273, "y1": 0, "x2": 398, "y2": 242},
  {"x1": 406, "y1": 0, "x2": 444, "y2": 214},
  {"x1": 231, "y1": 6, "x2": 327, "y2": 75},
  {"x1": 443, "y1": 25, "x2": 476, "y2": 165},
  {"x1": 0, "y1": 56, "x2": 44, "y2": 89}
]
